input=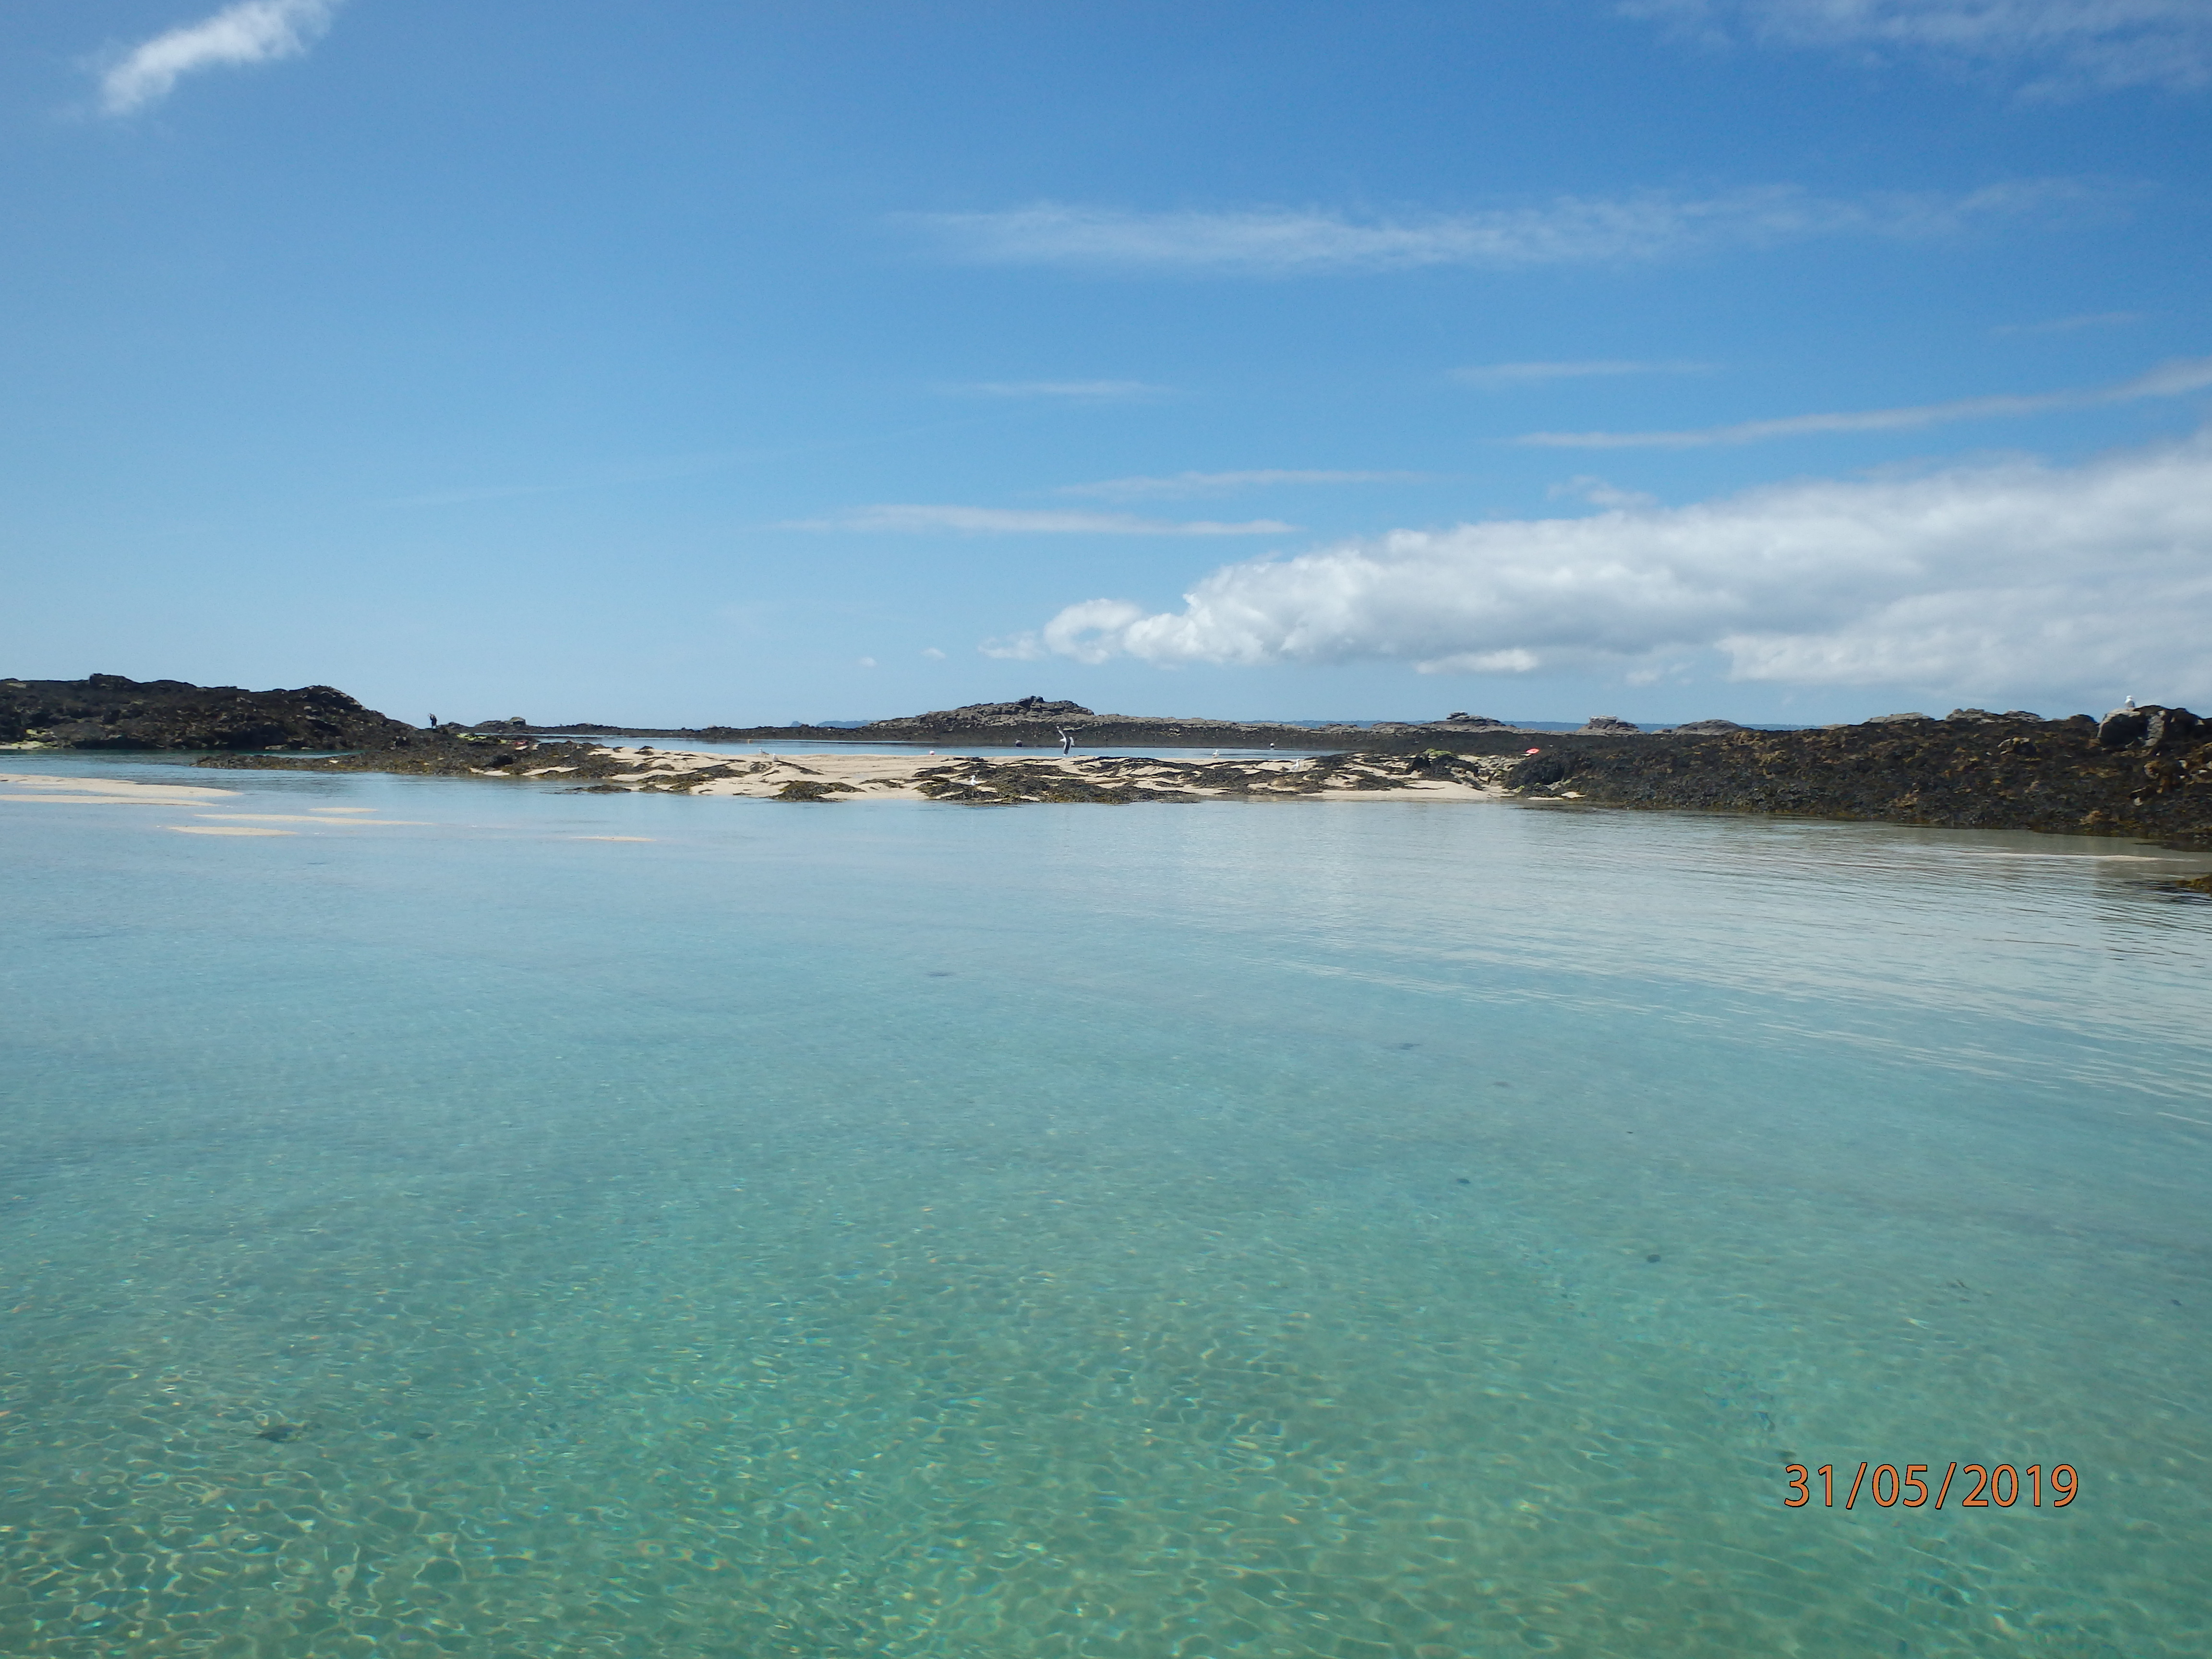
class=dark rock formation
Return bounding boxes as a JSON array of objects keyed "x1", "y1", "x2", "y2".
[
  {"x1": 1501, "y1": 709, "x2": 2211, "y2": 846},
  {"x1": 205, "y1": 732, "x2": 656, "y2": 781},
  {"x1": 2098, "y1": 704, "x2": 2203, "y2": 752},
  {"x1": 1578, "y1": 716, "x2": 1640, "y2": 734},
  {"x1": 0, "y1": 673, "x2": 417, "y2": 752},
  {"x1": 131, "y1": 673, "x2": 2208, "y2": 844}
]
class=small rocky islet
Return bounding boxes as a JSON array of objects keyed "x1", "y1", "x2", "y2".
[{"x1": 5, "y1": 675, "x2": 2209, "y2": 847}]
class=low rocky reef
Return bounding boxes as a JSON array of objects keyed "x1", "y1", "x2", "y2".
[
  {"x1": 1498, "y1": 705, "x2": 2212, "y2": 846},
  {"x1": 199, "y1": 739, "x2": 1513, "y2": 804},
  {"x1": 14, "y1": 674, "x2": 2206, "y2": 844},
  {"x1": 1, "y1": 673, "x2": 417, "y2": 752},
  {"x1": 190, "y1": 702, "x2": 2212, "y2": 844}
]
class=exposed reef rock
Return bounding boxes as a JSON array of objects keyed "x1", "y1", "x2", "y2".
[
  {"x1": 1501, "y1": 707, "x2": 2212, "y2": 846},
  {"x1": 867, "y1": 696, "x2": 1100, "y2": 732},
  {"x1": 2098, "y1": 703, "x2": 2203, "y2": 752},
  {"x1": 190, "y1": 706, "x2": 2212, "y2": 845},
  {"x1": 30, "y1": 673, "x2": 2204, "y2": 844},
  {"x1": 0, "y1": 673, "x2": 416, "y2": 752},
  {"x1": 200, "y1": 740, "x2": 1521, "y2": 803}
]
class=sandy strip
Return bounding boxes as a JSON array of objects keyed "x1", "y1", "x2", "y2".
[
  {"x1": 563, "y1": 746, "x2": 1508, "y2": 802},
  {"x1": 1, "y1": 794, "x2": 179, "y2": 805},
  {"x1": 0, "y1": 771, "x2": 237, "y2": 802},
  {"x1": 189, "y1": 813, "x2": 433, "y2": 825}
]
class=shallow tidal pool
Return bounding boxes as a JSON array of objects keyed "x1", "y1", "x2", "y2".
[{"x1": 4, "y1": 756, "x2": 2211, "y2": 1658}]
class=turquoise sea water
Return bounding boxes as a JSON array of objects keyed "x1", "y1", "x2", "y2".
[{"x1": 5, "y1": 757, "x2": 2211, "y2": 1659}]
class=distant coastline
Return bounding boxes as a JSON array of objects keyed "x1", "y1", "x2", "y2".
[{"x1": 6, "y1": 675, "x2": 2208, "y2": 847}]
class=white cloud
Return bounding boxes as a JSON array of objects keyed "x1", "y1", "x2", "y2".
[
  {"x1": 921, "y1": 647, "x2": 948, "y2": 660},
  {"x1": 1456, "y1": 360, "x2": 1712, "y2": 386},
  {"x1": 952, "y1": 380, "x2": 1172, "y2": 400},
  {"x1": 1624, "y1": 0, "x2": 2212, "y2": 95},
  {"x1": 902, "y1": 181, "x2": 2097, "y2": 275},
  {"x1": 856, "y1": 657, "x2": 878, "y2": 669},
  {"x1": 1060, "y1": 469, "x2": 1431, "y2": 501},
  {"x1": 1010, "y1": 432, "x2": 2212, "y2": 704},
  {"x1": 1992, "y1": 310, "x2": 2144, "y2": 335},
  {"x1": 784, "y1": 505, "x2": 1298, "y2": 536},
  {"x1": 1520, "y1": 353, "x2": 2212, "y2": 447},
  {"x1": 1548, "y1": 475, "x2": 1661, "y2": 508},
  {"x1": 99, "y1": 0, "x2": 340, "y2": 115}
]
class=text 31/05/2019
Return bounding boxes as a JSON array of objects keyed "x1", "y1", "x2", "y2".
[{"x1": 1786, "y1": 1463, "x2": 2076, "y2": 1509}]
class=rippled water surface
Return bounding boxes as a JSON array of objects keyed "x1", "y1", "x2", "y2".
[{"x1": 4, "y1": 758, "x2": 2211, "y2": 1658}]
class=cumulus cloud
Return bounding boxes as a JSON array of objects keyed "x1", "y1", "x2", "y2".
[
  {"x1": 1623, "y1": 0, "x2": 2212, "y2": 95},
  {"x1": 1520, "y1": 353, "x2": 2212, "y2": 447},
  {"x1": 1456, "y1": 360, "x2": 1712, "y2": 386},
  {"x1": 99, "y1": 0, "x2": 340, "y2": 115},
  {"x1": 1007, "y1": 432, "x2": 2212, "y2": 704},
  {"x1": 1060, "y1": 469, "x2": 1431, "y2": 501},
  {"x1": 784, "y1": 505, "x2": 1298, "y2": 536},
  {"x1": 902, "y1": 181, "x2": 2097, "y2": 275}
]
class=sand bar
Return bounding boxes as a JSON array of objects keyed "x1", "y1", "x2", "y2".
[{"x1": 527, "y1": 747, "x2": 1514, "y2": 803}]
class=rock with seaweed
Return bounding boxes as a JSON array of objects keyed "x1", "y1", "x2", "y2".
[
  {"x1": 149, "y1": 676, "x2": 2212, "y2": 844},
  {"x1": 1, "y1": 673, "x2": 417, "y2": 752},
  {"x1": 1500, "y1": 706, "x2": 2212, "y2": 846}
]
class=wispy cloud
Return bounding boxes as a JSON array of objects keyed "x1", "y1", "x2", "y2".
[
  {"x1": 1006, "y1": 431, "x2": 2212, "y2": 706},
  {"x1": 1455, "y1": 360, "x2": 1713, "y2": 387},
  {"x1": 1518, "y1": 353, "x2": 2212, "y2": 448},
  {"x1": 1059, "y1": 469, "x2": 1431, "y2": 501},
  {"x1": 902, "y1": 181, "x2": 2097, "y2": 276},
  {"x1": 1992, "y1": 310, "x2": 2143, "y2": 335},
  {"x1": 98, "y1": 0, "x2": 340, "y2": 115},
  {"x1": 1549, "y1": 475, "x2": 1661, "y2": 508},
  {"x1": 1623, "y1": 0, "x2": 2212, "y2": 96},
  {"x1": 950, "y1": 380, "x2": 1173, "y2": 401},
  {"x1": 784, "y1": 505, "x2": 1298, "y2": 536}
]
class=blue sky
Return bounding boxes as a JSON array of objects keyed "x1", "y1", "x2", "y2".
[{"x1": 4, "y1": 0, "x2": 2209, "y2": 726}]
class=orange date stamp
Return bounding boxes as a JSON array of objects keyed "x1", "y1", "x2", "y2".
[{"x1": 1785, "y1": 1462, "x2": 2077, "y2": 1509}]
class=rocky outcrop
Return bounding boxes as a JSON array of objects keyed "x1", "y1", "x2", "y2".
[
  {"x1": 191, "y1": 696, "x2": 2212, "y2": 843},
  {"x1": 1501, "y1": 709, "x2": 2212, "y2": 845},
  {"x1": 0, "y1": 673, "x2": 418, "y2": 752},
  {"x1": 1578, "y1": 716, "x2": 1640, "y2": 734},
  {"x1": 2097, "y1": 703, "x2": 2203, "y2": 752}
]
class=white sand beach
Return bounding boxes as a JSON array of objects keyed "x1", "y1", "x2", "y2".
[
  {"x1": 0, "y1": 771, "x2": 238, "y2": 805},
  {"x1": 506, "y1": 746, "x2": 1514, "y2": 801}
]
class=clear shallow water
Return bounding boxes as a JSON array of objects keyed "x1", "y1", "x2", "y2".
[{"x1": 4, "y1": 758, "x2": 2211, "y2": 1659}]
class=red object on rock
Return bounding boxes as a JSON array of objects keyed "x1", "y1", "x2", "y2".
[{"x1": 1525, "y1": 747, "x2": 1541, "y2": 755}]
